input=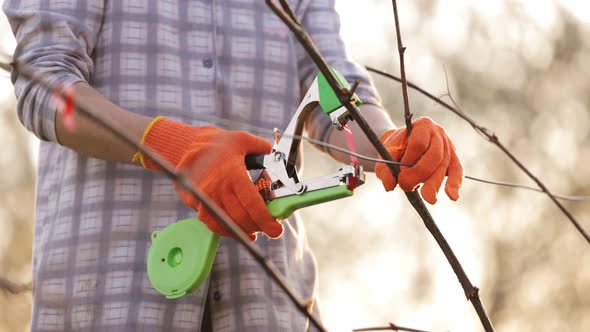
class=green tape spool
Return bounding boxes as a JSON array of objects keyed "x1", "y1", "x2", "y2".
[{"x1": 147, "y1": 218, "x2": 220, "y2": 299}]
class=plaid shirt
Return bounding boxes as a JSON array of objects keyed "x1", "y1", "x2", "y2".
[{"x1": 4, "y1": 0, "x2": 381, "y2": 331}]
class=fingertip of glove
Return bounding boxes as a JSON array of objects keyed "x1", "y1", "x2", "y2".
[
  {"x1": 375, "y1": 164, "x2": 398, "y2": 192},
  {"x1": 265, "y1": 222, "x2": 284, "y2": 239},
  {"x1": 381, "y1": 179, "x2": 397, "y2": 192},
  {"x1": 398, "y1": 174, "x2": 419, "y2": 193},
  {"x1": 421, "y1": 185, "x2": 438, "y2": 205},
  {"x1": 414, "y1": 116, "x2": 434, "y2": 126},
  {"x1": 379, "y1": 129, "x2": 397, "y2": 142},
  {"x1": 445, "y1": 185, "x2": 461, "y2": 201},
  {"x1": 205, "y1": 221, "x2": 231, "y2": 238},
  {"x1": 237, "y1": 131, "x2": 272, "y2": 153}
]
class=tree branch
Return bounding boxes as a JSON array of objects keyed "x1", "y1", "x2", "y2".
[
  {"x1": 391, "y1": 0, "x2": 413, "y2": 133},
  {"x1": 9, "y1": 61, "x2": 328, "y2": 332},
  {"x1": 365, "y1": 66, "x2": 590, "y2": 245},
  {"x1": 388, "y1": 3, "x2": 493, "y2": 330},
  {"x1": 266, "y1": 1, "x2": 494, "y2": 331},
  {"x1": 353, "y1": 322, "x2": 431, "y2": 332}
]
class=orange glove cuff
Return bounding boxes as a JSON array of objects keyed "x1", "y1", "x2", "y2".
[
  {"x1": 132, "y1": 117, "x2": 201, "y2": 170},
  {"x1": 132, "y1": 116, "x2": 163, "y2": 167}
]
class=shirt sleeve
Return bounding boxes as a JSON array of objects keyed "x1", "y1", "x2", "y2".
[
  {"x1": 2, "y1": 0, "x2": 105, "y2": 142},
  {"x1": 296, "y1": 0, "x2": 390, "y2": 148}
]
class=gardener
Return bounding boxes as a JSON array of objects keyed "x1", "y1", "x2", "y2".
[{"x1": 3, "y1": 0, "x2": 462, "y2": 331}]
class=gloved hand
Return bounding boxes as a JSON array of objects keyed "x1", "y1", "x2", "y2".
[
  {"x1": 375, "y1": 117, "x2": 463, "y2": 204},
  {"x1": 134, "y1": 117, "x2": 282, "y2": 240}
]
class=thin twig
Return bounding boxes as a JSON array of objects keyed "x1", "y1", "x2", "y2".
[
  {"x1": 40, "y1": 95, "x2": 588, "y2": 202},
  {"x1": 366, "y1": 66, "x2": 590, "y2": 245},
  {"x1": 10, "y1": 61, "x2": 327, "y2": 332},
  {"x1": 5, "y1": 5, "x2": 584, "y2": 331},
  {"x1": 353, "y1": 322, "x2": 431, "y2": 332},
  {"x1": 391, "y1": 0, "x2": 413, "y2": 134},
  {"x1": 278, "y1": 0, "x2": 298, "y2": 23},
  {"x1": 387, "y1": 3, "x2": 493, "y2": 331},
  {"x1": 2, "y1": 60, "x2": 586, "y2": 205},
  {"x1": 266, "y1": 1, "x2": 494, "y2": 331},
  {"x1": 464, "y1": 175, "x2": 590, "y2": 201}
]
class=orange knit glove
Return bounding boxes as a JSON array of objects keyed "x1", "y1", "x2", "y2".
[
  {"x1": 375, "y1": 117, "x2": 463, "y2": 204},
  {"x1": 135, "y1": 117, "x2": 282, "y2": 240}
]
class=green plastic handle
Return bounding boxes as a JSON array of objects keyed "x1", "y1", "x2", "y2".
[
  {"x1": 147, "y1": 184, "x2": 353, "y2": 299},
  {"x1": 267, "y1": 184, "x2": 353, "y2": 219}
]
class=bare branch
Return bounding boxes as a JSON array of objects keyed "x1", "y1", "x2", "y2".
[
  {"x1": 266, "y1": 1, "x2": 494, "y2": 331},
  {"x1": 387, "y1": 4, "x2": 493, "y2": 330},
  {"x1": 353, "y1": 322, "x2": 431, "y2": 332},
  {"x1": 278, "y1": 0, "x2": 298, "y2": 23},
  {"x1": 463, "y1": 175, "x2": 590, "y2": 201},
  {"x1": 68, "y1": 96, "x2": 590, "y2": 202},
  {"x1": 9, "y1": 61, "x2": 327, "y2": 332},
  {"x1": 365, "y1": 66, "x2": 590, "y2": 245},
  {"x1": 391, "y1": 0, "x2": 413, "y2": 134}
]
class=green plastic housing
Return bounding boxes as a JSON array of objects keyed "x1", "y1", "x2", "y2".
[
  {"x1": 317, "y1": 68, "x2": 362, "y2": 114},
  {"x1": 147, "y1": 219, "x2": 220, "y2": 299},
  {"x1": 147, "y1": 184, "x2": 353, "y2": 299}
]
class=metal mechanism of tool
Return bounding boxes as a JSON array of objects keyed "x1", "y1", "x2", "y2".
[{"x1": 146, "y1": 68, "x2": 365, "y2": 299}]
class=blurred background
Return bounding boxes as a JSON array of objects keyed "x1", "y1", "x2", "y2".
[{"x1": 0, "y1": 0, "x2": 589, "y2": 331}]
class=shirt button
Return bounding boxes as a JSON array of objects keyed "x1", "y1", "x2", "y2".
[
  {"x1": 203, "y1": 58, "x2": 214, "y2": 68},
  {"x1": 213, "y1": 290, "x2": 222, "y2": 301}
]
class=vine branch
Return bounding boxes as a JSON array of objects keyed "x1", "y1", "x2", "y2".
[
  {"x1": 266, "y1": 1, "x2": 494, "y2": 331},
  {"x1": 365, "y1": 66, "x2": 590, "y2": 245},
  {"x1": 9, "y1": 2, "x2": 581, "y2": 330},
  {"x1": 353, "y1": 322, "x2": 431, "y2": 332},
  {"x1": 388, "y1": 2, "x2": 493, "y2": 331},
  {"x1": 391, "y1": 0, "x2": 413, "y2": 134},
  {"x1": 2, "y1": 50, "x2": 435, "y2": 332},
  {"x1": 9, "y1": 61, "x2": 328, "y2": 332}
]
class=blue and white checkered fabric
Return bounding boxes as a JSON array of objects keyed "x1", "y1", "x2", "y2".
[{"x1": 3, "y1": 0, "x2": 381, "y2": 330}]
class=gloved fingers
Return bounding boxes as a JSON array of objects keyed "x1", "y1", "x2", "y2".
[
  {"x1": 444, "y1": 140, "x2": 463, "y2": 201},
  {"x1": 221, "y1": 191, "x2": 260, "y2": 237},
  {"x1": 376, "y1": 130, "x2": 408, "y2": 192},
  {"x1": 232, "y1": 172, "x2": 283, "y2": 238},
  {"x1": 398, "y1": 128, "x2": 444, "y2": 192},
  {"x1": 233, "y1": 131, "x2": 273, "y2": 155},
  {"x1": 197, "y1": 203, "x2": 233, "y2": 238},
  {"x1": 420, "y1": 133, "x2": 451, "y2": 204},
  {"x1": 398, "y1": 117, "x2": 435, "y2": 166},
  {"x1": 380, "y1": 127, "x2": 407, "y2": 149},
  {"x1": 379, "y1": 128, "x2": 401, "y2": 143},
  {"x1": 173, "y1": 152, "x2": 199, "y2": 208},
  {"x1": 375, "y1": 145, "x2": 403, "y2": 191},
  {"x1": 173, "y1": 176, "x2": 202, "y2": 211},
  {"x1": 174, "y1": 150, "x2": 218, "y2": 209},
  {"x1": 375, "y1": 162, "x2": 397, "y2": 191}
]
